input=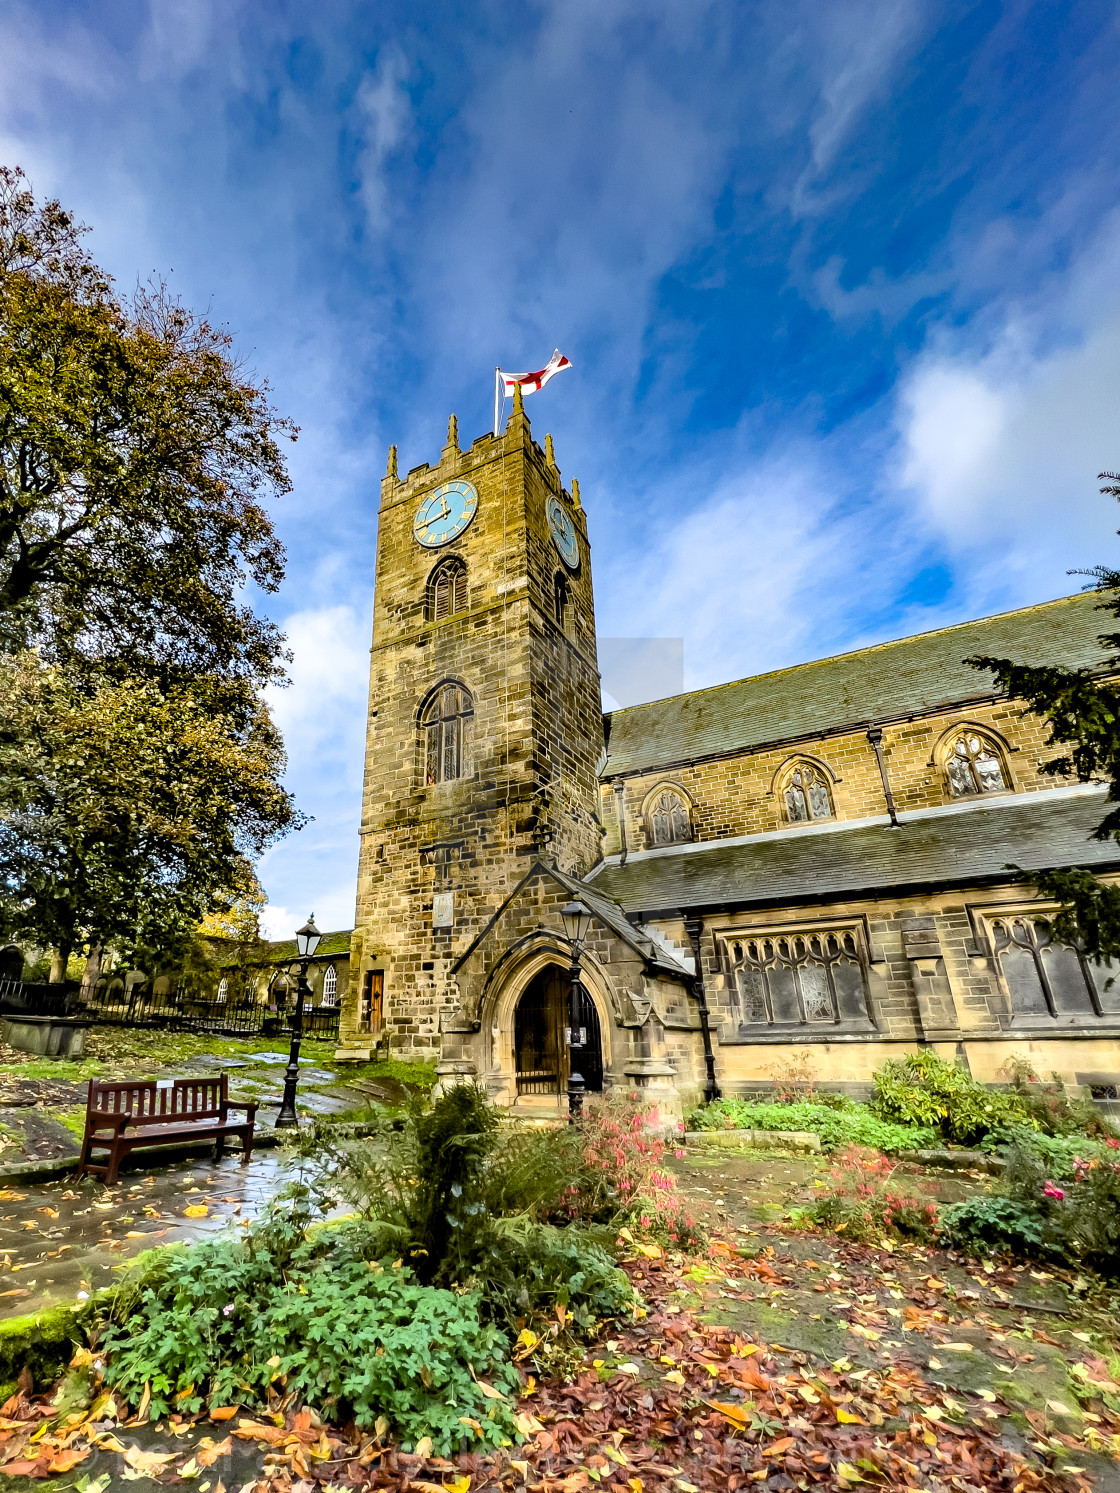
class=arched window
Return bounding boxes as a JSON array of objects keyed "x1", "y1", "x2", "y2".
[
  {"x1": 945, "y1": 731, "x2": 1007, "y2": 796},
  {"x1": 421, "y1": 681, "x2": 474, "y2": 784},
  {"x1": 783, "y1": 762, "x2": 833, "y2": 822},
  {"x1": 646, "y1": 787, "x2": 692, "y2": 846},
  {"x1": 217, "y1": 976, "x2": 229, "y2": 1003},
  {"x1": 322, "y1": 964, "x2": 338, "y2": 1005},
  {"x1": 427, "y1": 557, "x2": 467, "y2": 622},
  {"x1": 554, "y1": 571, "x2": 569, "y2": 628}
]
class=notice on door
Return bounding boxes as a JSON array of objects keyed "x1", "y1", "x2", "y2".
[{"x1": 433, "y1": 891, "x2": 454, "y2": 929}]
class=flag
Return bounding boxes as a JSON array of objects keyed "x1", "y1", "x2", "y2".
[{"x1": 499, "y1": 349, "x2": 572, "y2": 397}]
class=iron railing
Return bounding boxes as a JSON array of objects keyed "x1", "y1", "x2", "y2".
[{"x1": 0, "y1": 978, "x2": 341, "y2": 1042}]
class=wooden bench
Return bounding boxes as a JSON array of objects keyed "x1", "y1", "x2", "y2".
[{"x1": 77, "y1": 1075, "x2": 257, "y2": 1185}]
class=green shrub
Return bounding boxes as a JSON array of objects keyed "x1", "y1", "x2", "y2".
[
  {"x1": 941, "y1": 1141, "x2": 1120, "y2": 1277},
  {"x1": 808, "y1": 1147, "x2": 938, "y2": 1243},
  {"x1": 939, "y1": 1195, "x2": 1049, "y2": 1257},
  {"x1": 1000, "y1": 1057, "x2": 1113, "y2": 1138},
  {"x1": 982, "y1": 1124, "x2": 1120, "y2": 1175},
  {"x1": 689, "y1": 1098, "x2": 937, "y2": 1153},
  {"x1": 100, "y1": 1214, "x2": 519, "y2": 1453},
  {"x1": 870, "y1": 1051, "x2": 1029, "y2": 1145}
]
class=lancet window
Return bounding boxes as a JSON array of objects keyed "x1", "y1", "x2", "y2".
[
  {"x1": 945, "y1": 732, "x2": 1007, "y2": 796},
  {"x1": 421, "y1": 682, "x2": 474, "y2": 785},
  {"x1": 782, "y1": 763, "x2": 833, "y2": 823},
  {"x1": 554, "y1": 572, "x2": 569, "y2": 628},
  {"x1": 322, "y1": 964, "x2": 338, "y2": 1005},
  {"x1": 646, "y1": 787, "x2": 692, "y2": 846},
  {"x1": 427, "y1": 557, "x2": 467, "y2": 622},
  {"x1": 725, "y1": 929, "x2": 871, "y2": 1030}
]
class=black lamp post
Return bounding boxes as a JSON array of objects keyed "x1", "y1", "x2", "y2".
[
  {"x1": 560, "y1": 900, "x2": 593, "y2": 1121},
  {"x1": 274, "y1": 914, "x2": 321, "y2": 1129}
]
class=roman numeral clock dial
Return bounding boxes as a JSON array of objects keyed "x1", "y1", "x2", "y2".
[{"x1": 413, "y1": 480, "x2": 478, "y2": 547}]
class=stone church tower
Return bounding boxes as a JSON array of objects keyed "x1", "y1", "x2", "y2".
[{"x1": 337, "y1": 389, "x2": 605, "y2": 1060}]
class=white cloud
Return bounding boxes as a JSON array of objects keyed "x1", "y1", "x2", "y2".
[
  {"x1": 896, "y1": 215, "x2": 1120, "y2": 596},
  {"x1": 355, "y1": 48, "x2": 411, "y2": 234},
  {"x1": 266, "y1": 604, "x2": 370, "y2": 781}
]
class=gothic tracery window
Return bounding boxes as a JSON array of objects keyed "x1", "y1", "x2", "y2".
[
  {"x1": 946, "y1": 732, "x2": 1007, "y2": 796},
  {"x1": 783, "y1": 763, "x2": 833, "y2": 822},
  {"x1": 647, "y1": 787, "x2": 692, "y2": 846},
  {"x1": 428, "y1": 558, "x2": 467, "y2": 622},
  {"x1": 421, "y1": 682, "x2": 474, "y2": 784},
  {"x1": 989, "y1": 916, "x2": 1120, "y2": 1021},
  {"x1": 725, "y1": 929, "x2": 871, "y2": 1029}
]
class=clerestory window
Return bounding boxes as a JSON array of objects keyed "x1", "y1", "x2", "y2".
[
  {"x1": 725, "y1": 928, "x2": 873, "y2": 1031},
  {"x1": 946, "y1": 732, "x2": 1007, "y2": 797},
  {"x1": 646, "y1": 787, "x2": 692, "y2": 846},
  {"x1": 421, "y1": 681, "x2": 474, "y2": 785},
  {"x1": 427, "y1": 558, "x2": 467, "y2": 622},
  {"x1": 783, "y1": 763, "x2": 833, "y2": 823}
]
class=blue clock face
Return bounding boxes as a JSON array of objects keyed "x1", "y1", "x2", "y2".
[
  {"x1": 547, "y1": 496, "x2": 579, "y2": 570},
  {"x1": 414, "y1": 480, "x2": 478, "y2": 548}
]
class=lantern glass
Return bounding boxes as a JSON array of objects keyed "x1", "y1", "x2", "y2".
[
  {"x1": 295, "y1": 915, "x2": 322, "y2": 959},
  {"x1": 560, "y1": 900, "x2": 592, "y2": 947}
]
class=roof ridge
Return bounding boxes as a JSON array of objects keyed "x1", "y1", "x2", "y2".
[{"x1": 605, "y1": 589, "x2": 1101, "y2": 720}]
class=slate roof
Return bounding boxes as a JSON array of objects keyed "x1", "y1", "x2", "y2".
[
  {"x1": 449, "y1": 862, "x2": 691, "y2": 978},
  {"x1": 586, "y1": 791, "x2": 1120, "y2": 915},
  {"x1": 262, "y1": 929, "x2": 353, "y2": 963},
  {"x1": 602, "y1": 591, "x2": 1111, "y2": 778}
]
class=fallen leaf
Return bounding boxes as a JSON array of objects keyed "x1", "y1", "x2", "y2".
[
  {"x1": 941, "y1": 1343, "x2": 973, "y2": 1353},
  {"x1": 836, "y1": 1408, "x2": 864, "y2": 1425},
  {"x1": 760, "y1": 1437, "x2": 795, "y2": 1458},
  {"x1": 47, "y1": 1447, "x2": 90, "y2": 1472},
  {"x1": 210, "y1": 1406, "x2": 240, "y2": 1421},
  {"x1": 123, "y1": 1444, "x2": 178, "y2": 1474},
  {"x1": 197, "y1": 1436, "x2": 232, "y2": 1467},
  {"x1": 413, "y1": 1436, "x2": 433, "y2": 1459},
  {"x1": 183, "y1": 1205, "x2": 209, "y2": 1218}
]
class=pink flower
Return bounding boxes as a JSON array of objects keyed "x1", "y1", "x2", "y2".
[{"x1": 1042, "y1": 1182, "x2": 1065, "y2": 1201}]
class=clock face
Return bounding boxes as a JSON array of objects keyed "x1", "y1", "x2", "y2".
[
  {"x1": 413, "y1": 480, "x2": 478, "y2": 548},
  {"x1": 547, "y1": 496, "x2": 580, "y2": 570}
]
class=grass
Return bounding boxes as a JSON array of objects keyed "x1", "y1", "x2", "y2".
[{"x1": 0, "y1": 1028, "x2": 341, "y2": 1083}]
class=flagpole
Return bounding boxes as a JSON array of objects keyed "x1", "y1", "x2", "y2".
[{"x1": 494, "y1": 367, "x2": 501, "y2": 438}]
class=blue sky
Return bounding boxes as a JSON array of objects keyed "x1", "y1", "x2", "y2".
[{"x1": 3, "y1": 0, "x2": 1119, "y2": 937}]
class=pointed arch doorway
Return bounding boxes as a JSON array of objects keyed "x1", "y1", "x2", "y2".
[{"x1": 513, "y1": 965, "x2": 603, "y2": 1098}]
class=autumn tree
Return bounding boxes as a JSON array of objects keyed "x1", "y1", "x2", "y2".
[
  {"x1": 0, "y1": 165, "x2": 293, "y2": 710},
  {"x1": 970, "y1": 472, "x2": 1120, "y2": 961},
  {"x1": 0, "y1": 654, "x2": 299, "y2": 971},
  {"x1": 0, "y1": 167, "x2": 304, "y2": 971}
]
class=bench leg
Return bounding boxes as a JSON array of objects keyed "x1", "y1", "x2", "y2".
[
  {"x1": 214, "y1": 1133, "x2": 225, "y2": 1162},
  {"x1": 241, "y1": 1128, "x2": 254, "y2": 1165},
  {"x1": 104, "y1": 1143, "x2": 122, "y2": 1187}
]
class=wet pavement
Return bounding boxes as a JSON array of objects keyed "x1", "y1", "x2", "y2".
[{"x1": 0, "y1": 1149, "x2": 314, "y2": 1319}]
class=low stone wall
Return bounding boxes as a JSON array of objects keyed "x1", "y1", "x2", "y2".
[{"x1": 684, "y1": 1128, "x2": 821, "y2": 1152}]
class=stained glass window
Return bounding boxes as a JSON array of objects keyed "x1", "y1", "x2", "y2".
[
  {"x1": 421, "y1": 682, "x2": 474, "y2": 784},
  {"x1": 726, "y1": 929, "x2": 870, "y2": 1029},
  {"x1": 784, "y1": 764, "x2": 833, "y2": 822},
  {"x1": 648, "y1": 788, "x2": 692, "y2": 845},
  {"x1": 946, "y1": 734, "x2": 1007, "y2": 796}
]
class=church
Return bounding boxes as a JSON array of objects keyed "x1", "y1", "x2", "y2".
[{"x1": 334, "y1": 390, "x2": 1120, "y2": 1119}]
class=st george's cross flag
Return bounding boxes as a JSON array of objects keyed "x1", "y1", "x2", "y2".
[
  {"x1": 494, "y1": 350, "x2": 572, "y2": 433},
  {"x1": 499, "y1": 349, "x2": 572, "y2": 397}
]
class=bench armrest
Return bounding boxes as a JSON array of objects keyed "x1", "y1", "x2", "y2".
[
  {"x1": 86, "y1": 1112, "x2": 133, "y2": 1135},
  {"x1": 225, "y1": 1099, "x2": 258, "y2": 1119}
]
